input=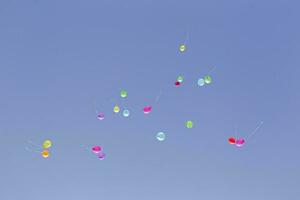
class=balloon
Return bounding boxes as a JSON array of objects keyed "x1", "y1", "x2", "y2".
[
  {"x1": 113, "y1": 105, "x2": 120, "y2": 113},
  {"x1": 186, "y1": 121, "x2": 193, "y2": 128},
  {"x1": 92, "y1": 146, "x2": 102, "y2": 154},
  {"x1": 43, "y1": 140, "x2": 52, "y2": 149},
  {"x1": 97, "y1": 112, "x2": 105, "y2": 120},
  {"x1": 179, "y1": 44, "x2": 186, "y2": 52},
  {"x1": 41, "y1": 150, "x2": 49, "y2": 158},
  {"x1": 123, "y1": 109, "x2": 130, "y2": 117},
  {"x1": 120, "y1": 90, "x2": 127, "y2": 98},
  {"x1": 204, "y1": 75, "x2": 212, "y2": 84},
  {"x1": 175, "y1": 81, "x2": 181, "y2": 87},
  {"x1": 236, "y1": 138, "x2": 245, "y2": 147},
  {"x1": 143, "y1": 106, "x2": 152, "y2": 114},
  {"x1": 97, "y1": 152, "x2": 106, "y2": 160},
  {"x1": 228, "y1": 137, "x2": 236, "y2": 145},
  {"x1": 156, "y1": 132, "x2": 166, "y2": 141},
  {"x1": 197, "y1": 78, "x2": 205, "y2": 87},
  {"x1": 177, "y1": 76, "x2": 184, "y2": 83}
]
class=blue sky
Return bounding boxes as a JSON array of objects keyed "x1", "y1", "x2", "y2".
[{"x1": 0, "y1": 0, "x2": 299, "y2": 199}]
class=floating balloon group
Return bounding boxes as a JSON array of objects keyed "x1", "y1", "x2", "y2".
[
  {"x1": 91, "y1": 145, "x2": 106, "y2": 160},
  {"x1": 174, "y1": 75, "x2": 184, "y2": 87},
  {"x1": 41, "y1": 140, "x2": 52, "y2": 158},
  {"x1": 228, "y1": 122, "x2": 264, "y2": 148},
  {"x1": 198, "y1": 75, "x2": 212, "y2": 87},
  {"x1": 96, "y1": 89, "x2": 131, "y2": 120},
  {"x1": 177, "y1": 75, "x2": 184, "y2": 83},
  {"x1": 24, "y1": 36, "x2": 267, "y2": 166},
  {"x1": 228, "y1": 137, "x2": 245, "y2": 147}
]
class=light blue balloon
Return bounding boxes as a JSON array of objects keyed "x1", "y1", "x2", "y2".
[
  {"x1": 197, "y1": 78, "x2": 205, "y2": 87},
  {"x1": 123, "y1": 109, "x2": 130, "y2": 117},
  {"x1": 156, "y1": 132, "x2": 166, "y2": 141}
]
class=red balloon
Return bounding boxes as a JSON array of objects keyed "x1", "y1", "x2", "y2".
[
  {"x1": 175, "y1": 81, "x2": 181, "y2": 87},
  {"x1": 228, "y1": 137, "x2": 236, "y2": 145}
]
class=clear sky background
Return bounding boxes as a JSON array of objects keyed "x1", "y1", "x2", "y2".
[{"x1": 0, "y1": 0, "x2": 299, "y2": 199}]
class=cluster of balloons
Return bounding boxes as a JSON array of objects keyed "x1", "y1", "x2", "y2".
[
  {"x1": 198, "y1": 75, "x2": 212, "y2": 87},
  {"x1": 228, "y1": 137, "x2": 245, "y2": 147},
  {"x1": 91, "y1": 145, "x2": 106, "y2": 160},
  {"x1": 41, "y1": 140, "x2": 52, "y2": 158},
  {"x1": 113, "y1": 105, "x2": 130, "y2": 117},
  {"x1": 175, "y1": 75, "x2": 184, "y2": 87},
  {"x1": 175, "y1": 74, "x2": 213, "y2": 88},
  {"x1": 97, "y1": 89, "x2": 157, "y2": 121},
  {"x1": 118, "y1": 90, "x2": 130, "y2": 117},
  {"x1": 95, "y1": 41, "x2": 216, "y2": 150},
  {"x1": 25, "y1": 38, "x2": 266, "y2": 164},
  {"x1": 228, "y1": 122, "x2": 264, "y2": 148},
  {"x1": 96, "y1": 89, "x2": 130, "y2": 120},
  {"x1": 155, "y1": 120, "x2": 193, "y2": 142}
]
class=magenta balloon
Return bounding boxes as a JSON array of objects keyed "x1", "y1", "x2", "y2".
[
  {"x1": 236, "y1": 138, "x2": 245, "y2": 147},
  {"x1": 97, "y1": 113, "x2": 104, "y2": 120},
  {"x1": 143, "y1": 106, "x2": 152, "y2": 114},
  {"x1": 97, "y1": 152, "x2": 106, "y2": 160},
  {"x1": 92, "y1": 146, "x2": 102, "y2": 154}
]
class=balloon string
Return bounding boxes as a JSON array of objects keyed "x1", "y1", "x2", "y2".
[
  {"x1": 184, "y1": 31, "x2": 189, "y2": 45},
  {"x1": 80, "y1": 144, "x2": 90, "y2": 152},
  {"x1": 25, "y1": 147, "x2": 41, "y2": 153},
  {"x1": 94, "y1": 95, "x2": 116, "y2": 115},
  {"x1": 27, "y1": 140, "x2": 41, "y2": 148},
  {"x1": 234, "y1": 124, "x2": 238, "y2": 138},
  {"x1": 154, "y1": 89, "x2": 163, "y2": 104},
  {"x1": 155, "y1": 83, "x2": 171, "y2": 105},
  {"x1": 247, "y1": 121, "x2": 264, "y2": 139}
]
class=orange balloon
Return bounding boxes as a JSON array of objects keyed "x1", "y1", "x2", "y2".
[{"x1": 41, "y1": 150, "x2": 50, "y2": 158}]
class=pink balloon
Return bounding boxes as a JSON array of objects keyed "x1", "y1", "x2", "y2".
[
  {"x1": 97, "y1": 152, "x2": 106, "y2": 160},
  {"x1": 236, "y1": 138, "x2": 245, "y2": 147},
  {"x1": 92, "y1": 146, "x2": 102, "y2": 154},
  {"x1": 143, "y1": 106, "x2": 152, "y2": 114},
  {"x1": 97, "y1": 113, "x2": 104, "y2": 120}
]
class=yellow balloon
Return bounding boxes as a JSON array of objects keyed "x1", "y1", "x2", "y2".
[
  {"x1": 41, "y1": 150, "x2": 50, "y2": 158},
  {"x1": 43, "y1": 140, "x2": 52, "y2": 149},
  {"x1": 113, "y1": 105, "x2": 120, "y2": 113},
  {"x1": 179, "y1": 44, "x2": 186, "y2": 52}
]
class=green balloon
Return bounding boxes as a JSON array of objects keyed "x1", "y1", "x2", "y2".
[
  {"x1": 43, "y1": 140, "x2": 52, "y2": 149},
  {"x1": 186, "y1": 121, "x2": 193, "y2": 128},
  {"x1": 156, "y1": 132, "x2": 166, "y2": 141},
  {"x1": 204, "y1": 75, "x2": 212, "y2": 84},
  {"x1": 179, "y1": 44, "x2": 186, "y2": 52},
  {"x1": 177, "y1": 76, "x2": 184, "y2": 83},
  {"x1": 120, "y1": 90, "x2": 127, "y2": 98}
]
